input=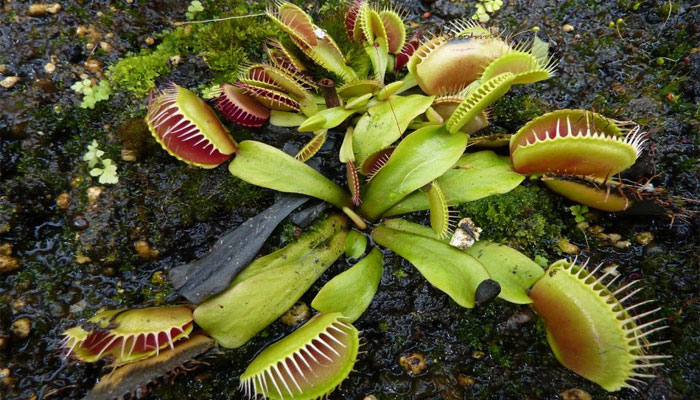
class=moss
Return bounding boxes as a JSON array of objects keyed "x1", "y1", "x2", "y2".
[
  {"x1": 106, "y1": 1, "x2": 276, "y2": 96},
  {"x1": 457, "y1": 185, "x2": 571, "y2": 255},
  {"x1": 491, "y1": 93, "x2": 547, "y2": 132}
]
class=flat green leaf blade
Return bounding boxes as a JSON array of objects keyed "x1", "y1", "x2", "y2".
[
  {"x1": 359, "y1": 125, "x2": 468, "y2": 220},
  {"x1": 194, "y1": 215, "x2": 348, "y2": 348},
  {"x1": 352, "y1": 94, "x2": 435, "y2": 165},
  {"x1": 229, "y1": 141, "x2": 351, "y2": 209},
  {"x1": 311, "y1": 247, "x2": 383, "y2": 322},
  {"x1": 372, "y1": 223, "x2": 490, "y2": 308},
  {"x1": 385, "y1": 150, "x2": 524, "y2": 216},
  {"x1": 465, "y1": 241, "x2": 544, "y2": 304}
]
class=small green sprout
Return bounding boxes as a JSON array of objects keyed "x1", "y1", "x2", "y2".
[
  {"x1": 71, "y1": 79, "x2": 111, "y2": 109},
  {"x1": 569, "y1": 204, "x2": 589, "y2": 224},
  {"x1": 185, "y1": 0, "x2": 204, "y2": 20},
  {"x1": 84, "y1": 140, "x2": 119, "y2": 184},
  {"x1": 534, "y1": 255, "x2": 549, "y2": 268},
  {"x1": 472, "y1": 0, "x2": 504, "y2": 23},
  {"x1": 200, "y1": 84, "x2": 220, "y2": 99}
]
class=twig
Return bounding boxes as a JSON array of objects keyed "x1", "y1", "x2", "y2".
[{"x1": 173, "y1": 13, "x2": 266, "y2": 26}]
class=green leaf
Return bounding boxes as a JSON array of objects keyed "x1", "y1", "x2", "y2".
[
  {"x1": 464, "y1": 241, "x2": 544, "y2": 304},
  {"x1": 372, "y1": 222, "x2": 490, "y2": 308},
  {"x1": 194, "y1": 215, "x2": 348, "y2": 348},
  {"x1": 344, "y1": 229, "x2": 367, "y2": 259},
  {"x1": 352, "y1": 94, "x2": 435, "y2": 165},
  {"x1": 269, "y1": 110, "x2": 307, "y2": 127},
  {"x1": 359, "y1": 125, "x2": 468, "y2": 221},
  {"x1": 311, "y1": 248, "x2": 383, "y2": 322},
  {"x1": 229, "y1": 141, "x2": 351, "y2": 209},
  {"x1": 385, "y1": 151, "x2": 524, "y2": 216},
  {"x1": 298, "y1": 107, "x2": 357, "y2": 132}
]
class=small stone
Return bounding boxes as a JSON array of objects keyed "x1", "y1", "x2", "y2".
[
  {"x1": 71, "y1": 215, "x2": 89, "y2": 231},
  {"x1": 399, "y1": 352, "x2": 428, "y2": 375},
  {"x1": 457, "y1": 374, "x2": 476, "y2": 387},
  {"x1": 151, "y1": 271, "x2": 166, "y2": 285},
  {"x1": 588, "y1": 225, "x2": 605, "y2": 234},
  {"x1": 87, "y1": 186, "x2": 102, "y2": 204},
  {"x1": 145, "y1": 36, "x2": 155, "y2": 46},
  {"x1": 0, "y1": 368, "x2": 16, "y2": 388},
  {"x1": 0, "y1": 255, "x2": 21, "y2": 273},
  {"x1": 121, "y1": 149, "x2": 137, "y2": 162},
  {"x1": 75, "y1": 253, "x2": 91, "y2": 264},
  {"x1": 614, "y1": 240, "x2": 631, "y2": 249},
  {"x1": 134, "y1": 240, "x2": 158, "y2": 259},
  {"x1": 475, "y1": 279, "x2": 501, "y2": 306},
  {"x1": 1, "y1": 76, "x2": 20, "y2": 89},
  {"x1": 562, "y1": 24, "x2": 575, "y2": 32},
  {"x1": 557, "y1": 238, "x2": 579, "y2": 255},
  {"x1": 0, "y1": 243, "x2": 12, "y2": 256},
  {"x1": 281, "y1": 302, "x2": 310, "y2": 326},
  {"x1": 76, "y1": 25, "x2": 88, "y2": 36},
  {"x1": 560, "y1": 388, "x2": 592, "y2": 400},
  {"x1": 169, "y1": 55, "x2": 181, "y2": 66},
  {"x1": 11, "y1": 297, "x2": 27, "y2": 313},
  {"x1": 472, "y1": 350, "x2": 485, "y2": 359},
  {"x1": 449, "y1": 218, "x2": 482, "y2": 250},
  {"x1": 635, "y1": 232, "x2": 654, "y2": 246},
  {"x1": 576, "y1": 221, "x2": 589, "y2": 230},
  {"x1": 99, "y1": 41, "x2": 113, "y2": 52},
  {"x1": 11, "y1": 318, "x2": 31, "y2": 339},
  {"x1": 56, "y1": 193, "x2": 71, "y2": 210},
  {"x1": 85, "y1": 59, "x2": 104, "y2": 73},
  {"x1": 607, "y1": 233, "x2": 622, "y2": 243},
  {"x1": 28, "y1": 3, "x2": 61, "y2": 17},
  {"x1": 126, "y1": 0, "x2": 134, "y2": 3},
  {"x1": 44, "y1": 62, "x2": 56, "y2": 73}
]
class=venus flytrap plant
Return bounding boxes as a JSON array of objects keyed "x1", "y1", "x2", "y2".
[{"x1": 69, "y1": 2, "x2": 680, "y2": 398}]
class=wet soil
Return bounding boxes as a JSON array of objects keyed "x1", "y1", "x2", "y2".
[{"x1": 1, "y1": 1, "x2": 698, "y2": 399}]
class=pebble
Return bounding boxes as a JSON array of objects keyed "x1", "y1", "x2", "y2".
[
  {"x1": 559, "y1": 388, "x2": 592, "y2": 400},
  {"x1": 457, "y1": 375, "x2": 476, "y2": 387},
  {"x1": 134, "y1": 240, "x2": 159, "y2": 259},
  {"x1": 1, "y1": 76, "x2": 20, "y2": 89},
  {"x1": 11, "y1": 318, "x2": 31, "y2": 339},
  {"x1": 85, "y1": 59, "x2": 104, "y2": 73},
  {"x1": 575, "y1": 221, "x2": 589, "y2": 230},
  {"x1": 99, "y1": 41, "x2": 113, "y2": 52},
  {"x1": 0, "y1": 368, "x2": 16, "y2": 388},
  {"x1": 69, "y1": 299, "x2": 87, "y2": 314},
  {"x1": 121, "y1": 149, "x2": 138, "y2": 162},
  {"x1": 28, "y1": 3, "x2": 61, "y2": 17},
  {"x1": 614, "y1": 240, "x2": 631, "y2": 249},
  {"x1": 588, "y1": 225, "x2": 605, "y2": 234},
  {"x1": 56, "y1": 193, "x2": 71, "y2": 210},
  {"x1": 71, "y1": 215, "x2": 89, "y2": 231},
  {"x1": 363, "y1": 396, "x2": 377, "y2": 400},
  {"x1": 87, "y1": 186, "x2": 102, "y2": 204},
  {"x1": 281, "y1": 302, "x2": 310, "y2": 326},
  {"x1": 562, "y1": 24, "x2": 575, "y2": 32},
  {"x1": 145, "y1": 37, "x2": 155, "y2": 46},
  {"x1": 635, "y1": 232, "x2": 654, "y2": 246},
  {"x1": 11, "y1": 297, "x2": 27, "y2": 313},
  {"x1": 607, "y1": 233, "x2": 622, "y2": 243},
  {"x1": 0, "y1": 243, "x2": 12, "y2": 256},
  {"x1": 0, "y1": 255, "x2": 21, "y2": 273},
  {"x1": 399, "y1": 352, "x2": 428, "y2": 375},
  {"x1": 475, "y1": 279, "x2": 501, "y2": 306},
  {"x1": 557, "y1": 238, "x2": 580, "y2": 255},
  {"x1": 43, "y1": 62, "x2": 56, "y2": 73}
]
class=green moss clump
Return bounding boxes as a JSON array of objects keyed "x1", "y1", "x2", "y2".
[
  {"x1": 491, "y1": 93, "x2": 547, "y2": 131},
  {"x1": 107, "y1": 1, "x2": 276, "y2": 96},
  {"x1": 457, "y1": 185, "x2": 570, "y2": 255}
]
